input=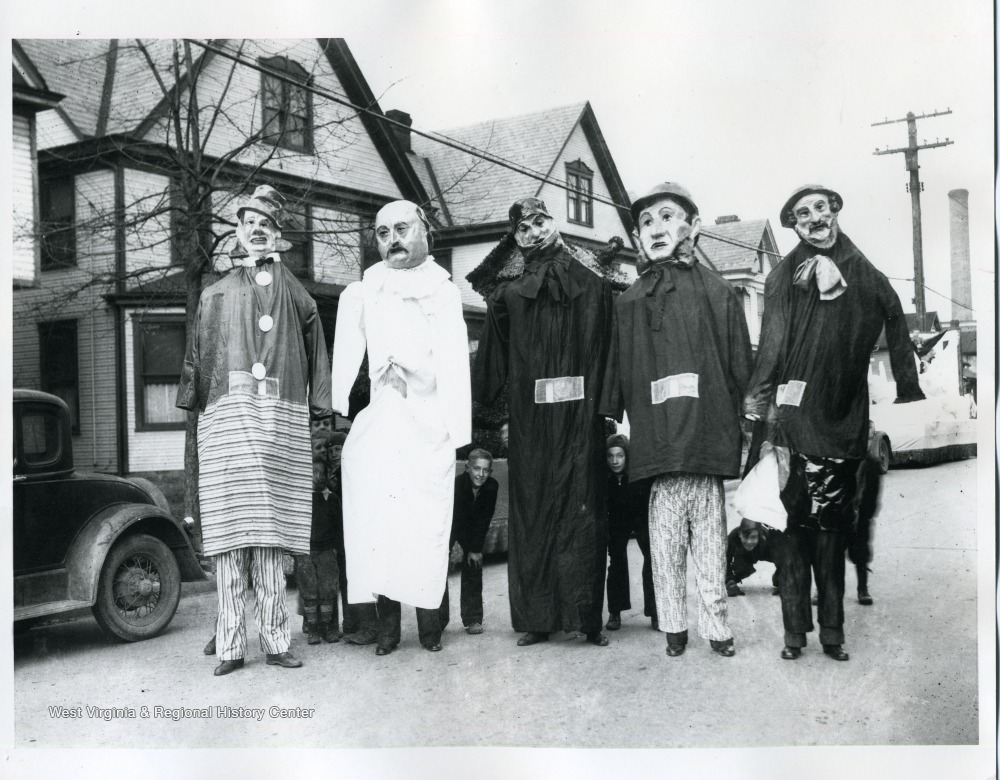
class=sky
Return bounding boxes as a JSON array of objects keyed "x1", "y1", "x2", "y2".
[{"x1": 7, "y1": 0, "x2": 994, "y2": 322}]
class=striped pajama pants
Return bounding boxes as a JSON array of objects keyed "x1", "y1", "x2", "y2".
[
  {"x1": 216, "y1": 546, "x2": 290, "y2": 661},
  {"x1": 648, "y1": 473, "x2": 732, "y2": 643}
]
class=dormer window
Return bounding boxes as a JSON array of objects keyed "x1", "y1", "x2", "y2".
[
  {"x1": 566, "y1": 160, "x2": 593, "y2": 227},
  {"x1": 260, "y1": 56, "x2": 313, "y2": 153}
]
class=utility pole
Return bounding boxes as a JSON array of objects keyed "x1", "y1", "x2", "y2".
[{"x1": 872, "y1": 109, "x2": 953, "y2": 324}]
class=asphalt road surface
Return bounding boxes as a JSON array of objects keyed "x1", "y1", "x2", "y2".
[{"x1": 12, "y1": 459, "x2": 983, "y2": 752}]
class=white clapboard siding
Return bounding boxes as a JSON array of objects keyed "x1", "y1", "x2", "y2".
[
  {"x1": 13, "y1": 112, "x2": 37, "y2": 285},
  {"x1": 536, "y1": 122, "x2": 630, "y2": 245},
  {"x1": 123, "y1": 168, "x2": 173, "y2": 277},
  {"x1": 449, "y1": 241, "x2": 497, "y2": 307},
  {"x1": 312, "y1": 206, "x2": 363, "y2": 287},
  {"x1": 124, "y1": 310, "x2": 187, "y2": 472},
  {"x1": 139, "y1": 40, "x2": 404, "y2": 201}
]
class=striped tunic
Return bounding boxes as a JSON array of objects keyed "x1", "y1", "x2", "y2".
[{"x1": 177, "y1": 259, "x2": 332, "y2": 557}]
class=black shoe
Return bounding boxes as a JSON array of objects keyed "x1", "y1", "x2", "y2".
[
  {"x1": 345, "y1": 627, "x2": 379, "y2": 646},
  {"x1": 666, "y1": 643, "x2": 685, "y2": 657},
  {"x1": 605, "y1": 613, "x2": 621, "y2": 631},
  {"x1": 726, "y1": 581, "x2": 745, "y2": 597},
  {"x1": 517, "y1": 632, "x2": 549, "y2": 647},
  {"x1": 265, "y1": 652, "x2": 303, "y2": 668},
  {"x1": 710, "y1": 640, "x2": 736, "y2": 657},
  {"x1": 321, "y1": 623, "x2": 341, "y2": 643},
  {"x1": 586, "y1": 632, "x2": 609, "y2": 647},
  {"x1": 306, "y1": 624, "x2": 322, "y2": 646},
  {"x1": 781, "y1": 646, "x2": 801, "y2": 660},
  {"x1": 214, "y1": 658, "x2": 244, "y2": 676},
  {"x1": 857, "y1": 588, "x2": 874, "y2": 606},
  {"x1": 422, "y1": 643, "x2": 443, "y2": 652},
  {"x1": 374, "y1": 642, "x2": 396, "y2": 656},
  {"x1": 650, "y1": 616, "x2": 659, "y2": 631},
  {"x1": 823, "y1": 644, "x2": 849, "y2": 661},
  {"x1": 203, "y1": 635, "x2": 217, "y2": 656}
]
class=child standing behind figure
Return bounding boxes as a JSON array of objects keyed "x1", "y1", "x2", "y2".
[{"x1": 294, "y1": 434, "x2": 342, "y2": 645}]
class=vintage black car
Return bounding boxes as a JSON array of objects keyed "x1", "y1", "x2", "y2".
[{"x1": 13, "y1": 389, "x2": 205, "y2": 641}]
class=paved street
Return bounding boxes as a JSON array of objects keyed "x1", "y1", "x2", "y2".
[{"x1": 12, "y1": 459, "x2": 983, "y2": 751}]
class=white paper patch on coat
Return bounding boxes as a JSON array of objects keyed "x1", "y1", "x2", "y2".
[
  {"x1": 651, "y1": 373, "x2": 699, "y2": 404},
  {"x1": 534, "y1": 376, "x2": 585, "y2": 403},
  {"x1": 776, "y1": 380, "x2": 807, "y2": 407}
]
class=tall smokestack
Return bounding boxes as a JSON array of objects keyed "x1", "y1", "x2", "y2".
[{"x1": 948, "y1": 189, "x2": 973, "y2": 322}]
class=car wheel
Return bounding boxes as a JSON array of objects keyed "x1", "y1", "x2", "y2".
[
  {"x1": 876, "y1": 437, "x2": 891, "y2": 474},
  {"x1": 92, "y1": 533, "x2": 181, "y2": 642}
]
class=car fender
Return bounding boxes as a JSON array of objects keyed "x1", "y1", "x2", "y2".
[{"x1": 65, "y1": 503, "x2": 206, "y2": 605}]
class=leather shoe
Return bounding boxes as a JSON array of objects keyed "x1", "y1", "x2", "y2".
[
  {"x1": 665, "y1": 643, "x2": 685, "y2": 657},
  {"x1": 517, "y1": 632, "x2": 549, "y2": 647},
  {"x1": 857, "y1": 588, "x2": 874, "y2": 606},
  {"x1": 422, "y1": 643, "x2": 443, "y2": 652},
  {"x1": 586, "y1": 632, "x2": 609, "y2": 647},
  {"x1": 710, "y1": 640, "x2": 736, "y2": 657},
  {"x1": 203, "y1": 635, "x2": 217, "y2": 656},
  {"x1": 213, "y1": 658, "x2": 244, "y2": 676},
  {"x1": 823, "y1": 644, "x2": 850, "y2": 661},
  {"x1": 265, "y1": 651, "x2": 302, "y2": 668},
  {"x1": 345, "y1": 627, "x2": 378, "y2": 646},
  {"x1": 605, "y1": 613, "x2": 621, "y2": 631},
  {"x1": 465, "y1": 623, "x2": 483, "y2": 635},
  {"x1": 781, "y1": 646, "x2": 801, "y2": 660},
  {"x1": 374, "y1": 643, "x2": 396, "y2": 656}
]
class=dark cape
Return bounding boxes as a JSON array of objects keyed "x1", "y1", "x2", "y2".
[
  {"x1": 472, "y1": 239, "x2": 612, "y2": 634},
  {"x1": 600, "y1": 258, "x2": 753, "y2": 480},
  {"x1": 743, "y1": 232, "x2": 924, "y2": 459}
]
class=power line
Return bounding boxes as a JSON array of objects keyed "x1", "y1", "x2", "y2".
[{"x1": 886, "y1": 276, "x2": 974, "y2": 314}]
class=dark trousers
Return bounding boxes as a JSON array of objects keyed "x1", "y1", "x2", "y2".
[
  {"x1": 459, "y1": 559, "x2": 484, "y2": 626},
  {"x1": 376, "y1": 584, "x2": 450, "y2": 647},
  {"x1": 607, "y1": 523, "x2": 655, "y2": 616},
  {"x1": 776, "y1": 453, "x2": 860, "y2": 648},
  {"x1": 294, "y1": 548, "x2": 339, "y2": 624}
]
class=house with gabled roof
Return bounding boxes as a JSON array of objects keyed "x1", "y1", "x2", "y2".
[
  {"x1": 386, "y1": 101, "x2": 640, "y2": 336},
  {"x1": 697, "y1": 215, "x2": 780, "y2": 345},
  {"x1": 12, "y1": 38, "x2": 429, "y2": 478}
]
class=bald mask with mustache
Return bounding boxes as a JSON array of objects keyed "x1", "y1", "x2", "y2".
[{"x1": 375, "y1": 201, "x2": 430, "y2": 269}]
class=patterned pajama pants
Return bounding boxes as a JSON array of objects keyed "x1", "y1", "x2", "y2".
[
  {"x1": 216, "y1": 546, "x2": 290, "y2": 661},
  {"x1": 648, "y1": 473, "x2": 731, "y2": 643}
]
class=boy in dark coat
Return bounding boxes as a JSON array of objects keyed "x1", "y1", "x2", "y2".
[
  {"x1": 450, "y1": 449, "x2": 499, "y2": 634},
  {"x1": 725, "y1": 519, "x2": 781, "y2": 597}
]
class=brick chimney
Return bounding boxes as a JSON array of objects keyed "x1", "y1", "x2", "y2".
[
  {"x1": 715, "y1": 215, "x2": 740, "y2": 224},
  {"x1": 385, "y1": 109, "x2": 412, "y2": 153},
  {"x1": 948, "y1": 189, "x2": 973, "y2": 321}
]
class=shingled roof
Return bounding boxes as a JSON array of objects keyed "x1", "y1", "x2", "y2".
[
  {"x1": 409, "y1": 101, "x2": 632, "y2": 237},
  {"x1": 697, "y1": 218, "x2": 776, "y2": 274}
]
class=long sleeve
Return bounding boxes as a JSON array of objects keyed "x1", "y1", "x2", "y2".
[
  {"x1": 879, "y1": 276, "x2": 925, "y2": 403},
  {"x1": 330, "y1": 283, "x2": 366, "y2": 416},
  {"x1": 726, "y1": 286, "x2": 755, "y2": 411},
  {"x1": 471, "y1": 285, "x2": 511, "y2": 406},
  {"x1": 599, "y1": 300, "x2": 624, "y2": 421},
  {"x1": 303, "y1": 300, "x2": 333, "y2": 420},
  {"x1": 743, "y1": 270, "x2": 789, "y2": 418},
  {"x1": 466, "y1": 478, "x2": 499, "y2": 554},
  {"x1": 431, "y1": 283, "x2": 472, "y2": 447},
  {"x1": 175, "y1": 298, "x2": 203, "y2": 411}
]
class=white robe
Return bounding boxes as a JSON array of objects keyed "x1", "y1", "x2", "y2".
[{"x1": 331, "y1": 258, "x2": 472, "y2": 609}]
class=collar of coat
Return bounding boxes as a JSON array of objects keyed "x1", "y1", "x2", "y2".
[
  {"x1": 363, "y1": 256, "x2": 451, "y2": 299},
  {"x1": 516, "y1": 238, "x2": 586, "y2": 302}
]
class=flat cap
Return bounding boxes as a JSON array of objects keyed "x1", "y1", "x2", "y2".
[
  {"x1": 779, "y1": 185, "x2": 843, "y2": 228},
  {"x1": 508, "y1": 197, "x2": 552, "y2": 229}
]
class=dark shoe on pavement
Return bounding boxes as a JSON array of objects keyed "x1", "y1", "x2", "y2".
[
  {"x1": 781, "y1": 646, "x2": 801, "y2": 660},
  {"x1": 651, "y1": 615, "x2": 659, "y2": 631},
  {"x1": 422, "y1": 643, "x2": 443, "y2": 652},
  {"x1": 214, "y1": 658, "x2": 244, "y2": 676},
  {"x1": 586, "y1": 631, "x2": 610, "y2": 647},
  {"x1": 517, "y1": 631, "x2": 550, "y2": 647},
  {"x1": 710, "y1": 639, "x2": 736, "y2": 657},
  {"x1": 726, "y1": 581, "x2": 745, "y2": 597},
  {"x1": 306, "y1": 623, "x2": 322, "y2": 646},
  {"x1": 320, "y1": 622, "x2": 341, "y2": 643},
  {"x1": 605, "y1": 613, "x2": 621, "y2": 631},
  {"x1": 345, "y1": 627, "x2": 379, "y2": 646},
  {"x1": 665, "y1": 643, "x2": 685, "y2": 657},
  {"x1": 374, "y1": 642, "x2": 397, "y2": 656},
  {"x1": 266, "y1": 651, "x2": 303, "y2": 668},
  {"x1": 857, "y1": 588, "x2": 874, "y2": 606},
  {"x1": 822, "y1": 644, "x2": 850, "y2": 661},
  {"x1": 465, "y1": 623, "x2": 484, "y2": 635},
  {"x1": 203, "y1": 635, "x2": 217, "y2": 656}
]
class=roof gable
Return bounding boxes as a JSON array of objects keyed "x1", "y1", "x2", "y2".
[{"x1": 697, "y1": 218, "x2": 776, "y2": 273}]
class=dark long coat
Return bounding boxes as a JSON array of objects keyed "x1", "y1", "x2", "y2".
[{"x1": 473, "y1": 246, "x2": 612, "y2": 634}]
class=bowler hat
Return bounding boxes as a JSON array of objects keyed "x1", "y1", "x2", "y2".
[
  {"x1": 779, "y1": 185, "x2": 843, "y2": 228},
  {"x1": 237, "y1": 184, "x2": 287, "y2": 229},
  {"x1": 630, "y1": 182, "x2": 699, "y2": 225},
  {"x1": 508, "y1": 198, "x2": 552, "y2": 230}
]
